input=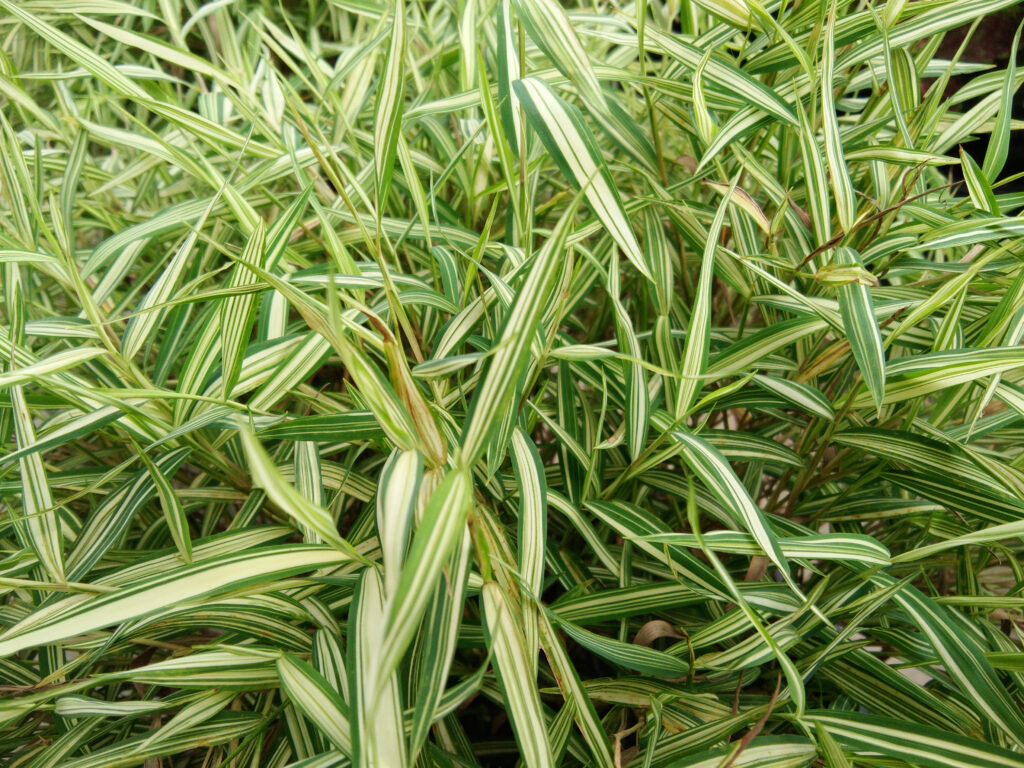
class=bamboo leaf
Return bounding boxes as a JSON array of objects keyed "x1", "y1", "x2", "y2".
[
  {"x1": 482, "y1": 582, "x2": 554, "y2": 767},
  {"x1": 512, "y1": 0, "x2": 607, "y2": 114},
  {"x1": 513, "y1": 77, "x2": 651, "y2": 281},
  {"x1": 349, "y1": 567, "x2": 405, "y2": 767},
  {"x1": 835, "y1": 247, "x2": 885, "y2": 410},
  {"x1": 278, "y1": 653, "x2": 353, "y2": 756},
  {"x1": 0, "y1": 546, "x2": 354, "y2": 657},
  {"x1": 374, "y1": 0, "x2": 406, "y2": 215}
]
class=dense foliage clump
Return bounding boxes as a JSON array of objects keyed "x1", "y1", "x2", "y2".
[{"x1": 2, "y1": 1, "x2": 1024, "y2": 766}]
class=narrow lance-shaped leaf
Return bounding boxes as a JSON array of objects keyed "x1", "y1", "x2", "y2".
[
  {"x1": 546, "y1": 608, "x2": 688, "y2": 677},
  {"x1": 1, "y1": 404, "x2": 122, "y2": 466},
  {"x1": 675, "y1": 187, "x2": 732, "y2": 417},
  {"x1": 609, "y1": 250, "x2": 648, "y2": 460},
  {"x1": 982, "y1": 22, "x2": 1022, "y2": 180},
  {"x1": 835, "y1": 246, "x2": 885, "y2": 409},
  {"x1": 960, "y1": 147, "x2": 999, "y2": 214},
  {"x1": 882, "y1": 577, "x2": 1024, "y2": 747},
  {"x1": 61, "y1": 715, "x2": 261, "y2": 768},
  {"x1": 511, "y1": 0, "x2": 607, "y2": 113},
  {"x1": 409, "y1": 529, "x2": 472, "y2": 763},
  {"x1": 644, "y1": 26, "x2": 797, "y2": 126},
  {"x1": 685, "y1": 482, "x2": 807, "y2": 716},
  {"x1": 121, "y1": 197, "x2": 216, "y2": 361},
  {"x1": 0, "y1": 347, "x2": 106, "y2": 389},
  {"x1": 513, "y1": 77, "x2": 652, "y2": 281},
  {"x1": 376, "y1": 467, "x2": 472, "y2": 684},
  {"x1": 277, "y1": 653, "x2": 352, "y2": 756},
  {"x1": 668, "y1": 428, "x2": 794, "y2": 588},
  {"x1": 587, "y1": 498, "x2": 724, "y2": 596},
  {"x1": 139, "y1": 690, "x2": 236, "y2": 750},
  {"x1": 807, "y1": 710, "x2": 1024, "y2": 768},
  {"x1": 497, "y1": 0, "x2": 524, "y2": 156},
  {"x1": 0, "y1": 546, "x2": 354, "y2": 658},
  {"x1": 383, "y1": 334, "x2": 447, "y2": 467},
  {"x1": 10, "y1": 384, "x2": 65, "y2": 583},
  {"x1": 220, "y1": 220, "x2": 266, "y2": 397},
  {"x1": 66, "y1": 448, "x2": 191, "y2": 581},
  {"x1": 460, "y1": 186, "x2": 582, "y2": 464},
  {"x1": 330, "y1": 332, "x2": 421, "y2": 454},
  {"x1": 851, "y1": 346, "x2": 1024, "y2": 408},
  {"x1": 638, "y1": 531, "x2": 890, "y2": 566},
  {"x1": 815, "y1": 719, "x2": 854, "y2": 768},
  {"x1": 536, "y1": 610, "x2": 614, "y2": 768},
  {"x1": 237, "y1": 425, "x2": 364, "y2": 559},
  {"x1": 374, "y1": 0, "x2": 406, "y2": 217},
  {"x1": 893, "y1": 518, "x2": 1024, "y2": 562},
  {"x1": 821, "y1": 0, "x2": 856, "y2": 232},
  {"x1": 313, "y1": 629, "x2": 348, "y2": 705},
  {"x1": 294, "y1": 440, "x2": 325, "y2": 543},
  {"x1": 349, "y1": 568, "x2": 405, "y2": 768},
  {"x1": 656, "y1": 739, "x2": 816, "y2": 768},
  {"x1": 0, "y1": 0, "x2": 148, "y2": 100},
  {"x1": 375, "y1": 449, "x2": 422, "y2": 598},
  {"x1": 693, "y1": 48, "x2": 717, "y2": 144},
  {"x1": 135, "y1": 445, "x2": 192, "y2": 563},
  {"x1": 753, "y1": 374, "x2": 834, "y2": 420},
  {"x1": 510, "y1": 428, "x2": 546, "y2": 675},
  {"x1": 258, "y1": 411, "x2": 383, "y2": 443},
  {"x1": 73, "y1": 15, "x2": 223, "y2": 81},
  {"x1": 796, "y1": 108, "x2": 832, "y2": 243},
  {"x1": 703, "y1": 181, "x2": 771, "y2": 233},
  {"x1": 482, "y1": 582, "x2": 555, "y2": 768}
]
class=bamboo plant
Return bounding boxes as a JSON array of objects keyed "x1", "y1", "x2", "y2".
[{"x1": 2, "y1": 0, "x2": 1024, "y2": 766}]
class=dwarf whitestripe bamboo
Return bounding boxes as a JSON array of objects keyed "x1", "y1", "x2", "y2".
[{"x1": 5, "y1": 1, "x2": 1024, "y2": 765}]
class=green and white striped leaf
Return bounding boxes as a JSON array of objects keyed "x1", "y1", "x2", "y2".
[
  {"x1": 373, "y1": 0, "x2": 406, "y2": 214},
  {"x1": 659, "y1": 738, "x2": 816, "y2": 768},
  {"x1": 821, "y1": 1, "x2": 856, "y2": 232},
  {"x1": 349, "y1": 567, "x2": 405, "y2": 768},
  {"x1": 807, "y1": 711, "x2": 1024, "y2": 768},
  {"x1": 121, "y1": 203, "x2": 211, "y2": 361},
  {"x1": 0, "y1": 347, "x2": 105, "y2": 389},
  {"x1": 675, "y1": 189, "x2": 733, "y2": 416},
  {"x1": 982, "y1": 23, "x2": 1022, "y2": 180},
  {"x1": 377, "y1": 468, "x2": 472, "y2": 683},
  {"x1": 960, "y1": 147, "x2": 1000, "y2": 214},
  {"x1": 408, "y1": 529, "x2": 471, "y2": 762},
  {"x1": 511, "y1": 0, "x2": 607, "y2": 114},
  {"x1": 375, "y1": 449, "x2": 422, "y2": 597},
  {"x1": 460, "y1": 190, "x2": 579, "y2": 463},
  {"x1": 753, "y1": 375, "x2": 834, "y2": 419},
  {"x1": 513, "y1": 77, "x2": 650, "y2": 281},
  {"x1": 219, "y1": 221, "x2": 266, "y2": 397},
  {"x1": 853, "y1": 347, "x2": 1024, "y2": 407},
  {"x1": 61, "y1": 714, "x2": 260, "y2": 768},
  {"x1": 667, "y1": 428, "x2": 793, "y2": 584},
  {"x1": 277, "y1": 653, "x2": 352, "y2": 756},
  {"x1": 637, "y1": 531, "x2": 890, "y2": 565},
  {"x1": 537, "y1": 609, "x2": 614, "y2": 768},
  {"x1": 482, "y1": 582, "x2": 554, "y2": 767},
  {"x1": 0, "y1": 546, "x2": 353, "y2": 657},
  {"x1": 136, "y1": 445, "x2": 192, "y2": 563},
  {"x1": 139, "y1": 689, "x2": 236, "y2": 750},
  {"x1": 546, "y1": 608, "x2": 688, "y2": 678},
  {"x1": 511, "y1": 428, "x2": 546, "y2": 672},
  {"x1": 9, "y1": 385, "x2": 65, "y2": 582},
  {"x1": 893, "y1": 518, "x2": 1024, "y2": 563},
  {"x1": 258, "y1": 412, "x2": 384, "y2": 443},
  {"x1": 883, "y1": 577, "x2": 1024, "y2": 746},
  {"x1": 835, "y1": 247, "x2": 885, "y2": 409},
  {"x1": 238, "y1": 426, "x2": 360, "y2": 556}
]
